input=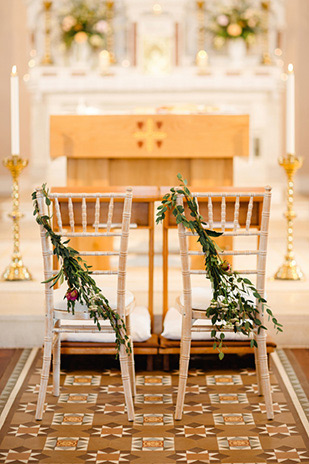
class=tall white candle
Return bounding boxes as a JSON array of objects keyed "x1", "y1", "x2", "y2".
[
  {"x1": 10, "y1": 65, "x2": 20, "y2": 155},
  {"x1": 99, "y1": 50, "x2": 110, "y2": 74},
  {"x1": 286, "y1": 63, "x2": 295, "y2": 154}
]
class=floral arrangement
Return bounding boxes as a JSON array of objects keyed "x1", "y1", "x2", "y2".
[
  {"x1": 59, "y1": 0, "x2": 109, "y2": 50},
  {"x1": 157, "y1": 174, "x2": 282, "y2": 359},
  {"x1": 209, "y1": 0, "x2": 263, "y2": 49},
  {"x1": 32, "y1": 185, "x2": 130, "y2": 357}
]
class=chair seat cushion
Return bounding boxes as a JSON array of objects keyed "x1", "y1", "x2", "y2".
[
  {"x1": 61, "y1": 305, "x2": 151, "y2": 343},
  {"x1": 180, "y1": 286, "x2": 213, "y2": 310},
  {"x1": 53, "y1": 284, "x2": 134, "y2": 313},
  {"x1": 161, "y1": 307, "x2": 249, "y2": 341}
]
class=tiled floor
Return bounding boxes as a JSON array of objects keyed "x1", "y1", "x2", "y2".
[{"x1": 0, "y1": 350, "x2": 308, "y2": 463}]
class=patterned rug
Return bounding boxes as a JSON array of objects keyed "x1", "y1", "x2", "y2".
[{"x1": 0, "y1": 349, "x2": 308, "y2": 463}]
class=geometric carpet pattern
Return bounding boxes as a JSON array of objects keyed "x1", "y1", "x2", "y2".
[{"x1": 0, "y1": 353, "x2": 308, "y2": 463}]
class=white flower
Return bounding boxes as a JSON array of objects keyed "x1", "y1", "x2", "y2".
[
  {"x1": 243, "y1": 8, "x2": 258, "y2": 20},
  {"x1": 89, "y1": 34, "x2": 104, "y2": 48},
  {"x1": 246, "y1": 33, "x2": 256, "y2": 45},
  {"x1": 95, "y1": 20, "x2": 109, "y2": 34},
  {"x1": 62, "y1": 15, "x2": 76, "y2": 32},
  {"x1": 213, "y1": 36, "x2": 225, "y2": 49},
  {"x1": 217, "y1": 14, "x2": 229, "y2": 26},
  {"x1": 248, "y1": 18, "x2": 257, "y2": 28}
]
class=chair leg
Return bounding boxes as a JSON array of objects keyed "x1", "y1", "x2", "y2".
[
  {"x1": 256, "y1": 332, "x2": 274, "y2": 420},
  {"x1": 119, "y1": 343, "x2": 135, "y2": 421},
  {"x1": 35, "y1": 338, "x2": 52, "y2": 421},
  {"x1": 146, "y1": 355, "x2": 153, "y2": 371},
  {"x1": 163, "y1": 354, "x2": 169, "y2": 371},
  {"x1": 126, "y1": 315, "x2": 136, "y2": 397},
  {"x1": 53, "y1": 334, "x2": 61, "y2": 397},
  {"x1": 175, "y1": 316, "x2": 191, "y2": 421},
  {"x1": 253, "y1": 333, "x2": 262, "y2": 396},
  {"x1": 128, "y1": 337, "x2": 136, "y2": 397}
]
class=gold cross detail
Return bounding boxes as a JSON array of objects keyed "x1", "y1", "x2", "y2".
[{"x1": 133, "y1": 119, "x2": 167, "y2": 153}]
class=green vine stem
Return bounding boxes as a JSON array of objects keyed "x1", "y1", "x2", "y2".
[
  {"x1": 32, "y1": 184, "x2": 131, "y2": 357},
  {"x1": 157, "y1": 174, "x2": 282, "y2": 359}
]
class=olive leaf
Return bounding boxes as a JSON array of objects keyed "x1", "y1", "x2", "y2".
[
  {"x1": 157, "y1": 174, "x2": 282, "y2": 359},
  {"x1": 32, "y1": 186, "x2": 131, "y2": 357}
]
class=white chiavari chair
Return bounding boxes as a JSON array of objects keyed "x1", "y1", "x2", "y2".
[
  {"x1": 35, "y1": 188, "x2": 135, "y2": 421},
  {"x1": 175, "y1": 187, "x2": 274, "y2": 421}
]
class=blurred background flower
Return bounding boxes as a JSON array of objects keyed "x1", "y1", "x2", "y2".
[
  {"x1": 209, "y1": 0, "x2": 263, "y2": 49},
  {"x1": 59, "y1": 0, "x2": 108, "y2": 50}
]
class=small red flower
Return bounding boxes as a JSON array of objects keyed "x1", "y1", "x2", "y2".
[
  {"x1": 66, "y1": 288, "x2": 78, "y2": 301},
  {"x1": 221, "y1": 260, "x2": 231, "y2": 273}
]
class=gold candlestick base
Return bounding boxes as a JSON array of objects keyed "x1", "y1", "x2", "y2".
[
  {"x1": 2, "y1": 254, "x2": 32, "y2": 281},
  {"x1": 2, "y1": 154, "x2": 32, "y2": 282},
  {"x1": 274, "y1": 153, "x2": 304, "y2": 281},
  {"x1": 274, "y1": 260, "x2": 303, "y2": 281}
]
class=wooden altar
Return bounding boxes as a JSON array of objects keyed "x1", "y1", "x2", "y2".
[{"x1": 50, "y1": 114, "x2": 249, "y2": 186}]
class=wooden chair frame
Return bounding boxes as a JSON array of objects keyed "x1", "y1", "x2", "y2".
[
  {"x1": 51, "y1": 187, "x2": 160, "y2": 366},
  {"x1": 35, "y1": 188, "x2": 135, "y2": 421},
  {"x1": 172, "y1": 187, "x2": 274, "y2": 420}
]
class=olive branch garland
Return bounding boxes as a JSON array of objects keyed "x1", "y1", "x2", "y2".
[
  {"x1": 156, "y1": 174, "x2": 282, "y2": 359},
  {"x1": 32, "y1": 184, "x2": 131, "y2": 357}
]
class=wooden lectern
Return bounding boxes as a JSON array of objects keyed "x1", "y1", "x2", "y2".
[{"x1": 50, "y1": 114, "x2": 249, "y2": 186}]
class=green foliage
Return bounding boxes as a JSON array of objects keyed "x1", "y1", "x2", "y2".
[
  {"x1": 32, "y1": 185, "x2": 131, "y2": 357},
  {"x1": 157, "y1": 174, "x2": 282, "y2": 358},
  {"x1": 59, "y1": 0, "x2": 108, "y2": 50}
]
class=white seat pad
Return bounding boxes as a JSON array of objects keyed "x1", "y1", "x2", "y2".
[
  {"x1": 180, "y1": 286, "x2": 213, "y2": 310},
  {"x1": 61, "y1": 306, "x2": 151, "y2": 343},
  {"x1": 53, "y1": 285, "x2": 134, "y2": 312},
  {"x1": 161, "y1": 307, "x2": 249, "y2": 341}
]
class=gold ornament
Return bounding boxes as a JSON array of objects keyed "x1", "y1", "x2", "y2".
[
  {"x1": 41, "y1": 1, "x2": 53, "y2": 65},
  {"x1": 196, "y1": 1, "x2": 206, "y2": 54},
  {"x1": 106, "y1": 1, "x2": 116, "y2": 63},
  {"x1": 2, "y1": 155, "x2": 32, "y2": 281},
  {"x1": 274, "y1": 154, "x2": 304, "y2": 280},
  {"x1": 261, "y1": 0, "x2": 272, "y2": 65}
]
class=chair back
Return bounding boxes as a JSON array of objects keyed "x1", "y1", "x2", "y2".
[
  {"x1": 35, "y1": 188, "x2": 133, "y2": 318},
  {"x1": 176, "y1": 187, "x2": 271, "y2": 321}
]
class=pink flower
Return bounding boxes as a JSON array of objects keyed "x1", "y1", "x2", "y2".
[
  {"x1": 62, "y1": 15, "x2": 76, "y2": 32},
  {"x1": 217, "y1": 14, "x2": 229, "y2": 26},
  {"x1": 221, "y1": 260, "x2": 231, "y2": 273},
  {"x1": 66, "y1": 289, "x2": 78, "y2": 301},
  {"x1": 95, "y1": 20, "x2": 109, "y2": 34}
]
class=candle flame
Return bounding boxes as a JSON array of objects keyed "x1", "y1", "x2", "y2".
[
  {"x1": 153, "y1": 3, "x2": 162, "y2": 14},
  {"x1": 100, "y1": 50, "x2": 110, "y2": 58},
  {"x1": 197, "y1": 50, "x2": 208, "y2": 59},
  {"x1": 288, "y1": 63, "x2": 294, "y2": 73},
  {"x1": 11, "y1": 65, "x2": 17, "y2": 76}
]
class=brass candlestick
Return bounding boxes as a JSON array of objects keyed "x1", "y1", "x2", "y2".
[
  {"x1": 261, "y1": 1, "x2": 272, "y2": 65},
  {"x1": 196, "y1": 1, "x2": 206, "y2": 54},
  {"x1": 41, "y1": 0, "x2": 53, "y2": 65},
  {"x1": 106, "y1": 0, "x2": 116, "y2": 63},
  {"x1": 2, "y1": 155, "x2": 32, "y2": 281},
  {"x1": 274, "y1": 154, "x2": 304, "y2": 280}
]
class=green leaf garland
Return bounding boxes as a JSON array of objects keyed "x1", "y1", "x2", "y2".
[
  {"x1": 32, "y1": 184, "x2": 131, "y2": 357},
  {"x1": 157, "y1": 174, "x2": 282, "y2": 358}
]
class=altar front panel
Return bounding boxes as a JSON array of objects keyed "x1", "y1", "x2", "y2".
[
  {"x1": 50, "y1": 114, "x2": 249, "y2": 187},
  {"x1": 67, "y1": 158, "x2": 234, "y2": 187}
]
